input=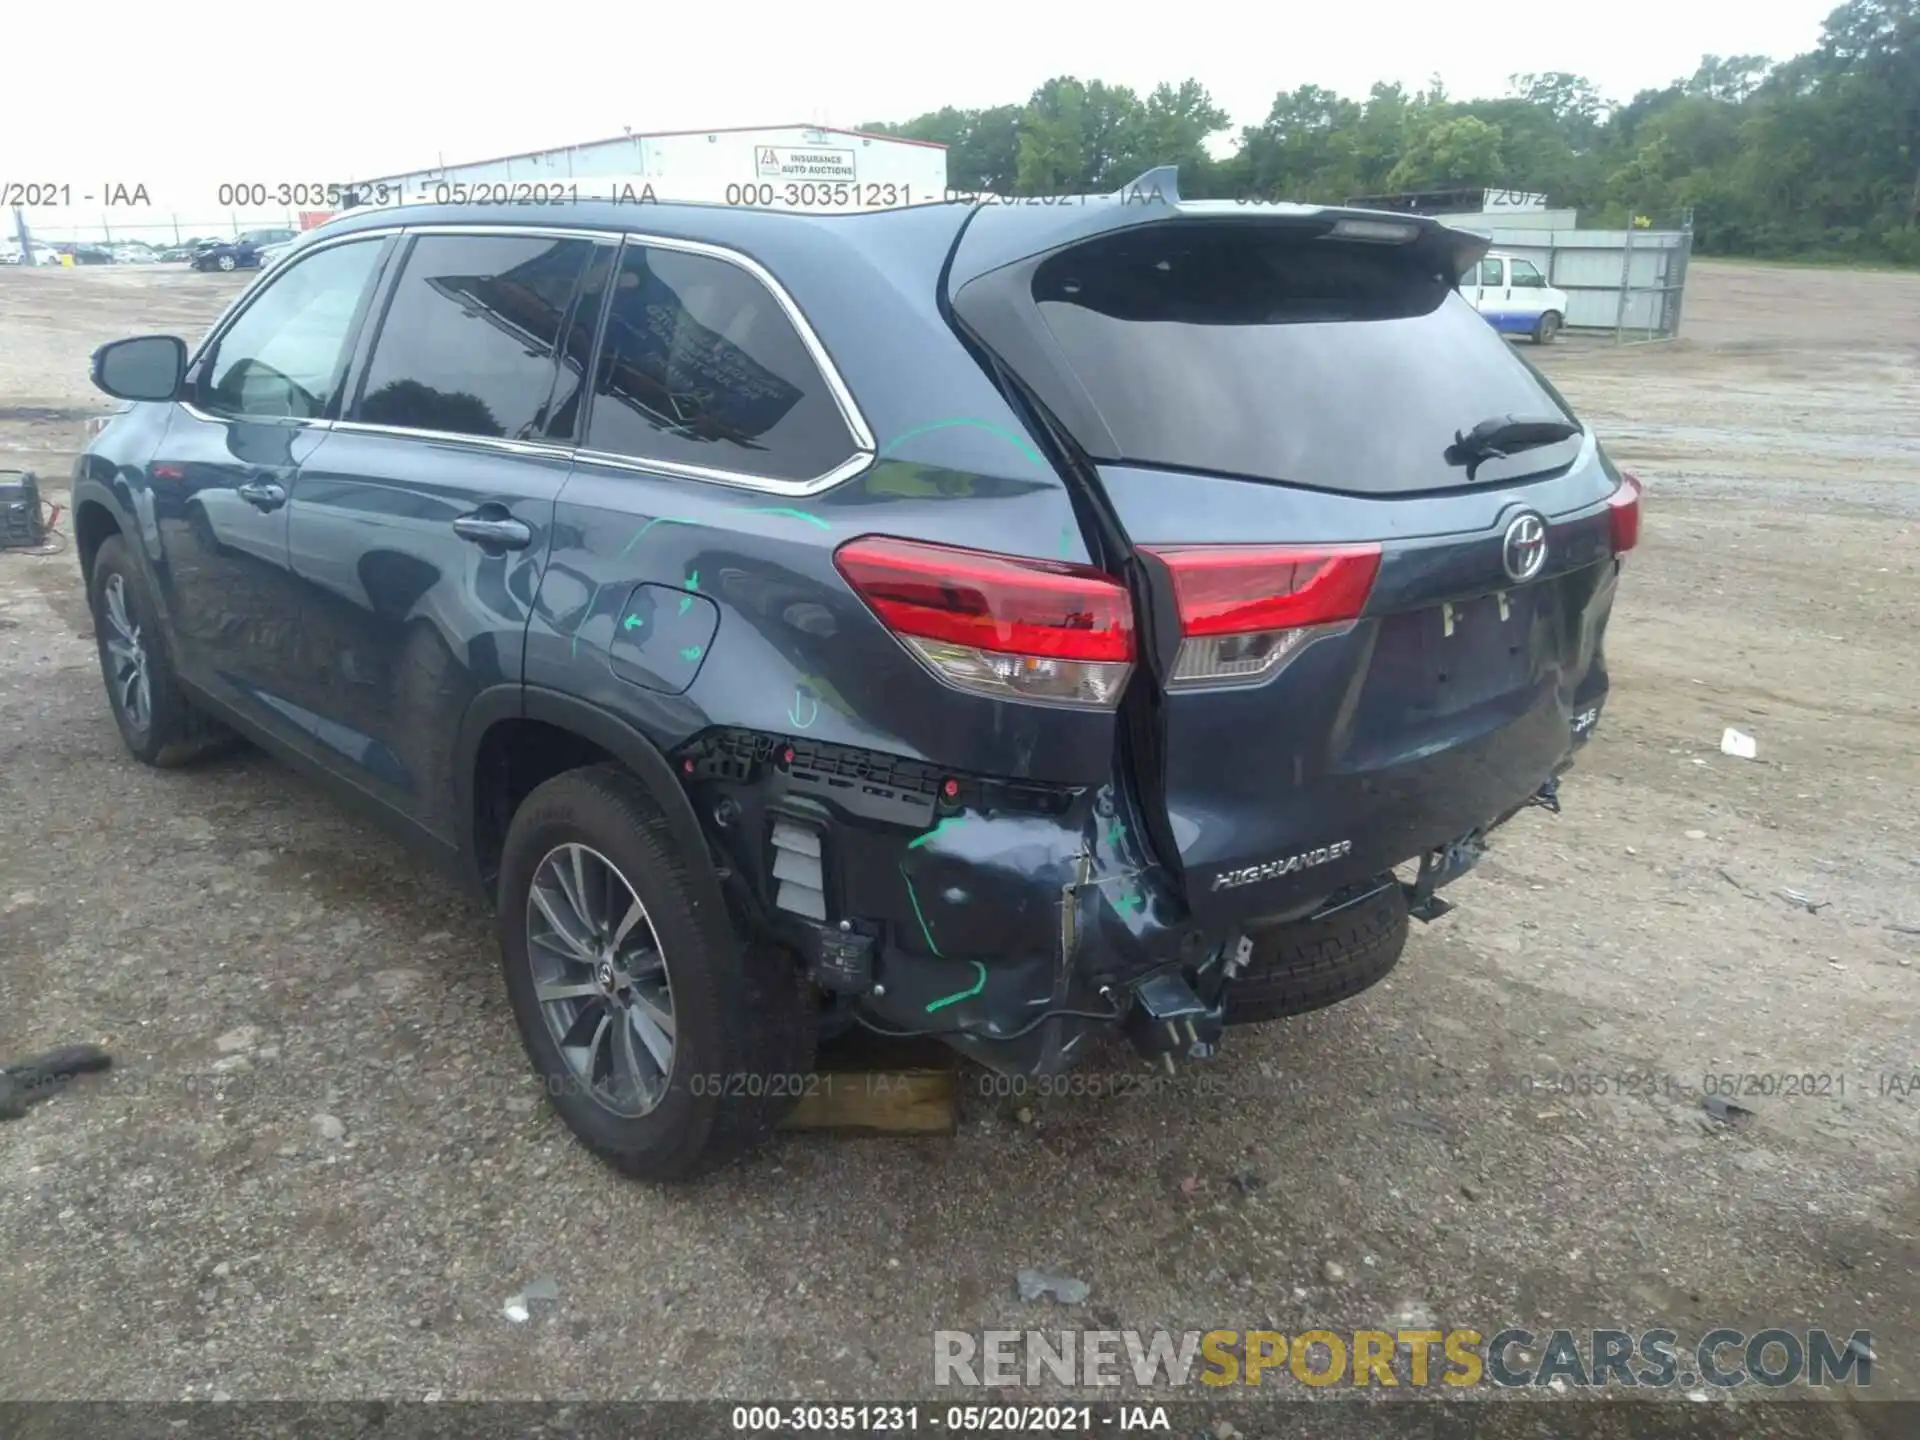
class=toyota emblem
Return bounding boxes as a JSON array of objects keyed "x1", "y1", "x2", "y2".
[{"x1": 1502, "y1": 512, "x2": 1548, "y2": 583}]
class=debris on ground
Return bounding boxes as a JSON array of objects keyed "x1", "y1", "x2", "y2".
[
  {"x1": 1717, "y1": 869, "x2": 1764, "y2": 901},
  {"x1": 1179, "y1": 1175, "x2": 1202, "y2": 1197},
  {"x1": 310, "y1": 1113, "x2": 346, "y2": 1142},
  {"x1": 0, "y1": 1044, "x2": 113, "y2": 1121},
  {"x1": 1016, "y1": 1268, "x2": 1090, "y2": 1305},
  {"x1": 1776, "y1": 888, "x2": 1830, "y2": 914},
  {"x1": 1322, "y1": 1260, "x2": 1347, "y2": 1284},
  {"x1": 1720, "y1": 728, "x2": 1758, "y2": 760},
  {"x1": 1702, "y1": 1095, "x2": 1756, "y2": 1128},
  {"x1": 1685, "y1": 829, "x2": 1709, "y2": 840},
  {"x1": 502, "y1": 1275, "x2": 561, "y2": 1323}
]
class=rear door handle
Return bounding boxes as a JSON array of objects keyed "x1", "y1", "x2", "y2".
[
  {"x1": 236, "y1": 479, "x2": 287, "y2": 511},
  {"x1": 452, "y1": 513, "x2": 533, "y2": 550}
]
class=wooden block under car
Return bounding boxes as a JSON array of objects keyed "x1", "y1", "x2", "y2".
[{"x1": 781, "y1": 1032, "x2": 957, "y2": 1134}]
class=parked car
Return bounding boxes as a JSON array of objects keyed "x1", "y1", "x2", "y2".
[
  {"x1": 73, "y1": 175, "x2": 1638, "y2": 1180},
  {"x1": 1459, "y1": 250, "x2": 1569, "y2": 343},
  {"x1": 191, "y1": 229, "x2": 300, "y2": 272},
  {"x1": 111, "y1": 244, "x2": 158, "y2": 265},
  {"x1": 155, "y1": 245, "x2": 199, "y2": 263},
  {"x1": 34, "y1": 243, "x2": 116, "y2": 266}
]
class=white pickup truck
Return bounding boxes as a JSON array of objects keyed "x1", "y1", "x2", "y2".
[{"x1": 1458, "y1": 251, "x2": 1569, "y2": 344}]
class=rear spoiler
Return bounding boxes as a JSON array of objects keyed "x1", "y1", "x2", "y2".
[{"x1": 948, "y1": 166, "x2": 1490, "y2": 290}]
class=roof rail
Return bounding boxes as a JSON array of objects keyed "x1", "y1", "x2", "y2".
[{"x1": 1112, "y1": 165, "x2": 1180, "y2": 204}]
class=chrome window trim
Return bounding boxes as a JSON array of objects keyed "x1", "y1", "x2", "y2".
[
  {"x1": 179, "y1": 403, "x2": 332, "y2": 429},
  {"x1": 568, "y1": 444, "x2": 876, "y2": 497},
  {"x1": 327, "y1": 419, "x2": 575, "y2": 460},
  {"x1": 178, "y1": 222, "x2": 879, "y2": 497}
]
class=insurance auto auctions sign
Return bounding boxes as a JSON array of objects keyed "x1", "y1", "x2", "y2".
[{"x1": 754, "y1": 146, "x2": 857, "y2": 181}]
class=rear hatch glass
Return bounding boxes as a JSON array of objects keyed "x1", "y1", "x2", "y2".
[{"x1": 1027, "y1": 222, "x2": 1582, "y2": 493}]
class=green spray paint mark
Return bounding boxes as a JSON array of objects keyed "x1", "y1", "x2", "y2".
[
  {"x1": 787, "y1": 688, "x2": 820, "y2": 730},
  {"x1": 879, "y1": 418, "x2": 1045, "y2": 469},
  {"x1": 678, "y1": 570, "x2": 699, "y2": 616},
  {"x1": 744, "y1": 505, "x2": 830, "y2": 530},
  {"x1": 1114, "y1": 887, "x2": 1144, "y2": 919},
  {"x1": 622, "y1": 614, "x2": 644, "y2": 632},
  {"x1": 907, "y1": 816, "x2": 967, "y2": 850},
  {"x1": 679, "y1": 645, "x2": 704, "y2": 662},
  {"x1": 923, "y1": 960, "x2": 987, "y2": 1014},
  {"x1": 900, "y1": 864, "x2": 944, "y2": 959},
  {"x1": 1058, "y1": 525, "x2": 1074, "y2": 558},
  {"x1": 617, "y1": 515, "x2": 699, "y2": 559}
]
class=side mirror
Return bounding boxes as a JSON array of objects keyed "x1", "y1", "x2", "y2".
[{"x1": 91, "y1": 335, "x2": 187, "y2": 403}]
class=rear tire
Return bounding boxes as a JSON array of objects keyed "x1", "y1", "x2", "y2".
[
  {"x1": 1533, "y1": 311, "x2": 1562, "y2": 345},
  {"x1": 496, "y1": 763, "x2": 815, "y2": 1182},
  {"x1": 1224, "y1": 882, "x2": 1410, "y2": 1025}
]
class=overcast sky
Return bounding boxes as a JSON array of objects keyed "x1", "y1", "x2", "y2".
[{"x1": 11, "y1": 0, "x2": 1834, "y2": 209}]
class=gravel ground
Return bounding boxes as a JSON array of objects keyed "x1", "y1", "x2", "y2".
[{"x1": 1, "y1": 258, "x2": 1917, "y2": 1418}]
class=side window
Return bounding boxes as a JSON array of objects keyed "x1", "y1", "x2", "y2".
[
  {"x1": 584, "y1": 243, "x2": 857, "y2": 484},
  {"x1": 1510, "y1": 258, "x2": 1546, "y2": 288},
  {"x1": 349, "y1": 234, "x2": 594, "y2": 440},
  {"x1": 197, "y1": 239, "x2": 383, "y2": 420},
  {"x1": 1479, "y1": 258, "x2": 1504, "y2": 287},
  {"x1": 1458, "y1": 264, "x2": 1478, "y2": 289}
]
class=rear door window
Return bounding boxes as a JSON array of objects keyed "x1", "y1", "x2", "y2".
[
  {"x1": 348, "y1": 233, "x2": 594, "y2": 440},
  {"x1": 582, "y1": 242, "x2": 858, "y2": 485},
  {"x1": 1021, "y1": 225, "x2": 1581, "y2": 492}
]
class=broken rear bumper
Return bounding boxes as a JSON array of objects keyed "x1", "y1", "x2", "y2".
[{"x1": 679, "y1": 728, "x2": 1579, "y2": 1078}]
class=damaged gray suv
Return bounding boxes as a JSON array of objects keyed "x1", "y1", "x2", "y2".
[{"x1": 73, "y1": 170, "x2": 1637, "y2": 1179}]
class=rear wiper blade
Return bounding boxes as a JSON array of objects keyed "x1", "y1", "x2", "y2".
[{"x1": 1445, "y1": 414, "x2": 1581, "y2": 477}]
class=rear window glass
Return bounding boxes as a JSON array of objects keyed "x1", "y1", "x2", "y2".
[{"x1": 1030, "y1": 225, "x2": 1581, "y2": 491}]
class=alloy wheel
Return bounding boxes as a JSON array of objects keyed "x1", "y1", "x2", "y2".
[
  {"x1": 525, "y1": 842, "x2": 676, "y2": 1118},
  {"x1": 103, "y1": 573, "x2": 151, "y2": 734}
]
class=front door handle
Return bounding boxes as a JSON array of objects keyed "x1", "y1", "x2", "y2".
[
  {"x1": 236, "y1": 479, "x2": 287, "y2": 511},
  {"x1": 452, "y1": 513, "x2": 533, "y2": 550}
]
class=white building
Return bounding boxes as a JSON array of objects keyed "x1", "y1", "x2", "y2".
[{"x1": 347, "y1": 123, "x2": 950, "y2": 214}]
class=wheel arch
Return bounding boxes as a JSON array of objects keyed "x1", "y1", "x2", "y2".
[
  {"x1": 73, "y1": 495, "x2": 124, "y2": 586},
  {"x1": 457, "y1": 686, "x2": 726, "y2": 925}
]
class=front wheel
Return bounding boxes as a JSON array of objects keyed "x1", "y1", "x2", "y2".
[
  {"x1": 1533, "y1": 310, "x2": 1562, "y2": 345},
  {"x1": 87, "y1": 534, "x2": 229, "y2": 766},
  {"x1": 496, "y1": 764, "x2": 815, "y2": 1181},
  {"x1": 215, "y1": 253, "x2": 237, "y2": 272}
]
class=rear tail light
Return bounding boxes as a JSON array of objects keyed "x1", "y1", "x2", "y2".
[
  {"x1": 834, "y1": 535, "x2": 1135, "y2": 709},
  {"x1": 1141, "y1": 543, "x2": 1382, "y2": 688},
  {"x1": 1608, "y1": 472, "x2": 1642, "y2": 555}
]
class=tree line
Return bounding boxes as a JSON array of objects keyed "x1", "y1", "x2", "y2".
[{"x1": 862, "y1": 0, "x2": 1919, "y2": 264}]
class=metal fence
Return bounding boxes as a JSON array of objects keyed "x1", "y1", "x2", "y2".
[
  {"x1": 1475, "y1": 219, "x2": 1695, "y2": 342},
  {"x1": 8, "y1": 211, "x2": 313, "y2": 253}
]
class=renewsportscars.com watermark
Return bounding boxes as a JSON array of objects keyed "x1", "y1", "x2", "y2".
[{"x1": 934, "y1": 1327, "x2": 1874, "y2": 1390}]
